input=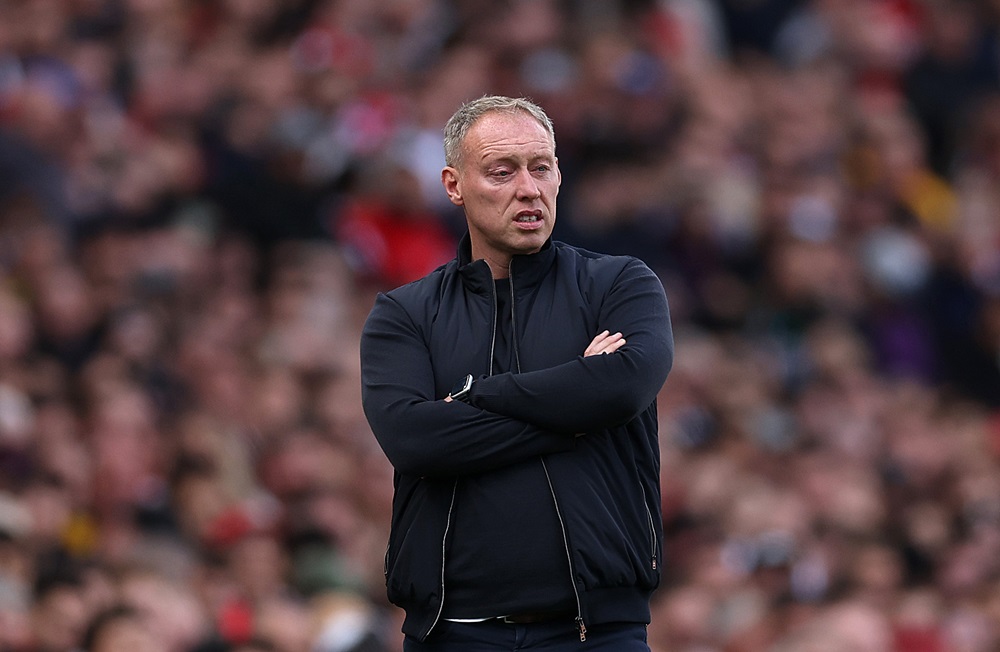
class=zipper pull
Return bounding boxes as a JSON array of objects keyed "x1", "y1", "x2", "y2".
[
  {"x1": 652, "y1": 557, "x2": 658, "y2": 571},
  {"x1": 577, "y1": 617, "x2": 587, "y2": 642}
]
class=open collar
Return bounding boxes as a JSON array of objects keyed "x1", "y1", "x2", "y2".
[{"x1": 456, "y1": 232, "x2": 556, "y2": 294}]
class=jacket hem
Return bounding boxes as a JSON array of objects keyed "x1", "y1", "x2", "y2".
[
  {"x1": 580, "y1": 585, "x2": 654, "y2": 626},
  {"x1": 397, "y1": 586, "x2": 655, "y2": 640}
]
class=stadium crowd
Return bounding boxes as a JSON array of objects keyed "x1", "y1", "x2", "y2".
[{"x1": 1, "y1": 0, "x2": 1000, "y2": 650}]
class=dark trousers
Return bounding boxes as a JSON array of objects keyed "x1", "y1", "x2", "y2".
[{"x1": 403, "y1": 619, "x2": 649, "y2": 651}]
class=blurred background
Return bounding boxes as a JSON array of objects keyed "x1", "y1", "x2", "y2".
[{"x1": 1, "y1": 0, "x2": 1000, "y2": 650}]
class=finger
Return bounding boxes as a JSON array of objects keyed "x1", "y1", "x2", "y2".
[
  {"x1": 585, "y1": 332, "x2": 624, "y2": 357},
  {"x1": 585, "y1": 332, "x2": 616, "y2": 356},
  {"x1": 595, "y1": 331, "x2": 623, "y2": 347},
  {"x1": 584, "y1": 330, "x2": 611, "y2": 356},
  {"x1": 599, "y1": 336, "x2": 626, "y2": 354},
  {"x1": 595, "y1": 332, "x2": 622, "y2": 346}
]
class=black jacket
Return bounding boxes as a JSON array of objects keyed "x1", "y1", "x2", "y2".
[{"x1": 360, "y1": 235, "x2": 673, "y2": 641}]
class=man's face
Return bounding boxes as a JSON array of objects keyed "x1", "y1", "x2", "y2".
[
  {"x1": 442, "y1": 110, "x2": 561, "y2": 271},
  {"x1": 90, "y1": 618, "x2": 167, "y2": 652}
]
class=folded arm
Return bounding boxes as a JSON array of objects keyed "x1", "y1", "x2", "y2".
[
  {"x1": 361, "y1": 293, "x2": 574, "y2": 478},
  {"x1": 468, "y1": 260, "x2": 673, "y2": 434}
]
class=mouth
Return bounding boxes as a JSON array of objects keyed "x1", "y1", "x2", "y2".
[{"x1": 514, "y1": 210, "x2": 543, "y2": 224}]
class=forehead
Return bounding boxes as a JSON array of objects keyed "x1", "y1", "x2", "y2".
[{"x1": 463, "y1": 111, "x2": 554, "y2": 161}]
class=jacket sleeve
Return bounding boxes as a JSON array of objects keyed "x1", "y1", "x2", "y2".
[
  {"x1": 360, "y1": 293, "x2": 575, "y2": 478},
  {"x1": 469, "y1": 259, "x2": 673, "y2": 434}
]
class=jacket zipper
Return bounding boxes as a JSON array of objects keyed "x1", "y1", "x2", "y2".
[
  {"x1": 542, "y1": 460, "x2": 587, "y2": 641},
  {"x1": 434, "y1": 263, "x2": 587, "y2": 639},
  {"x1": 425, "y1": 481, "x2": 459, "y2": 639},
  {"x1": 639, "y1": 483, "x2": 659, "y2": 571},
  {"x1": 488, "y1": 273, "x2": 499, "y2": 377},
  {"x1": 512, "y1": 260, "x2": 586, "y2": 641},
  {"x1": 428, "y1": 266, "x2": 497, "y2": 639},
  {"x1": 508, "y1": 266, "x2": 522, "y2": 373}
]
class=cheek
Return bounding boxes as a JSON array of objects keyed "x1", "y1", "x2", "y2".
[
  {"x1": 544, "y1": 184, "x2": 560, "y2": 203},
  {"x1": 472, "y1": 186, "x2": 509, "y2": 210}
]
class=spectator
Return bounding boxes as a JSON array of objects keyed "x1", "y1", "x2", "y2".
[{"x1": 82, "y1": 605, "x2": 167, "y2": 652}]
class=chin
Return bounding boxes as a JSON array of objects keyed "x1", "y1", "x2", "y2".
[{"x1": 514, "y1": 236, "x2": 548, "y2": 253}]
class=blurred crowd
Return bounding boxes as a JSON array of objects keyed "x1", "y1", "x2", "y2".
[{"x1": 1, "y1": 0, "x2": 1000, "y2": 651}]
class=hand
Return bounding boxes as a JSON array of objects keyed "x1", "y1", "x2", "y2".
[{"x1": 584, "y1": 330, "x2": 625, "y2": 357}]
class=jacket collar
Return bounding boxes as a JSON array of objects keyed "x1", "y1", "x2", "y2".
[{"x1": 456, "y1": 232, "x2": 557, "y2": 294}]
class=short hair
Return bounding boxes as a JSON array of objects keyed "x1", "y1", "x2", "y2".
[
  {"x1": 442, "y1": 95, "x2": 555, "y2": 168},
  {"x1": 82, "y1": 605, "x2": 142, "y2": 652}
]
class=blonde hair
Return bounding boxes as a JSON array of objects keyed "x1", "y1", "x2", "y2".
[{"x1": 442, "y1": 95, "x2": 555, "y2": 168}]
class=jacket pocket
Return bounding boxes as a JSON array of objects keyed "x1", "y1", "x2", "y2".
[{"x1": 639, "y1": 481, "x2": 659, "y2": 574}]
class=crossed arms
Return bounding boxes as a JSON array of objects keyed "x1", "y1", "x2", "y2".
[{"x1": 360, "y1": 259, "x2": 673, "y2": 477}]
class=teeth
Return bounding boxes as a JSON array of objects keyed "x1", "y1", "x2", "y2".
[{"x1": 517, "y1": 215, "x2": 539, "y2": 222}]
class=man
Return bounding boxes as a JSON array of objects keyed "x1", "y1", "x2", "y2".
[
  {"x1": 82, "y1": 606, "x2": 167, "y2": 652},
  {"x1": 360, "y1": 96, "x2": 673, "y2": 651}
]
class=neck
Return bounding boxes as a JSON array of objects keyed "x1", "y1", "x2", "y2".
[
  {"x1": 485, "y1": 256, "x2": 511, "y2": 279},
  {"x1": 473, "y1": 248, "x2": 511, "y2": 279}
]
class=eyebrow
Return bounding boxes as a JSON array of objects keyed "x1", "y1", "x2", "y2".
[{"x1": 480, "y1": 151, "x2": 556, "y2": 166}]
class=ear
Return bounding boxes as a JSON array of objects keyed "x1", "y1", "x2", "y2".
[{"x1": 441, "y1": 166, "x2": 464, "y2": 206}]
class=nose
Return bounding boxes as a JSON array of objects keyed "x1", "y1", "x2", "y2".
[{"x1": 514, "y1": 168, "x2": 541, "y2": 200}]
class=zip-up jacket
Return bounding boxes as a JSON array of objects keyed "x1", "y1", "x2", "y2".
[{"x1": 360, "y1": 234, "x2": 673, "y2": 641}]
